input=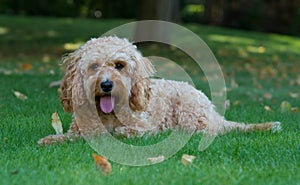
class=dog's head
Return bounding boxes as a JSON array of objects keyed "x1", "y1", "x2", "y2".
[{"x1": 60, "y1": 36, "x2": 155, "y2": 114}]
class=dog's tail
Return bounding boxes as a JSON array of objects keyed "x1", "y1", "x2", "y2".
[
  {"x1": 198, "y1": 116, "x2": 282, "y2": 151},
  {"x1": 218, "y1": 120, "x2": 282, "y2": 134}
]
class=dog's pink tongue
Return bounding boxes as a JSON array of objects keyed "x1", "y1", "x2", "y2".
[{"x1": 100, "y1": 96, "x2": 115, "y2": 113}]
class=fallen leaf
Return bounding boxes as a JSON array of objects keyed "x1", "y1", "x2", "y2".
[
  {"x1": 258, "y1": 46, "x2": 266, "y2": 53},
  {"x1": 233, "y1": 100, "x2": 241, "y2": 106},
  {"x1": 49, "y1": 80, "x2": 61, "y2": 88},
  {"x1": 51, "y1": 112, "x2": 63, "y2": 135},
  {"x1": 38, "y1": 67, "x2": 45, "y2": 73},
  {"x1": 147, "y1": 155, "x2": 165, "y2": 164},
  {"x1": 225, "y1": 99, "x2": 230, "y2": 109},
  {"x1": 245, "y1": 63, "x2": 257, "y2": 74},
  {"x1": 272, "y1": 54, "x2": 280, "y2": 62},
  {"x1": 42, "y1": 55, "x2": 51, "y2": 63},
  {"x1": 280, "y1": 101, "x2": 292, "y2": 113},
  {"x1": 3, "y1": 137, "x2": 8, "y2": 143},
  {"x1": 10, "y1": 170, "x2": 19, "y2": 176},
  {"x1": 264, "y1": 105, "x2": 273, "y2": 112},
  {"x1": 289, "y1": 80, "x2": 295, "y2": 86},
  {"x1": 13, "y1": 90, "x2": 28, "y2": 100},
  {"x1": 252, "y1": 78, "x2": 262, "y2": 89},
  {"x1": 49, "y1": 70, "x2": 55, "y2": 75},
  {"x1": 92, "y1": 153, "x2": 112, "y2": 175},
  {"x1": 289, "y1": 92, "x2": 299, "y2": 98},
  {"x1": 296, "y1": 75, "x2": 300, "y2": 85},
  {"x1": 291, "y1": 107, "x2": 298, "y2": 113},
  {"x1": 20, "y1": 63, "x2": 33, "y2": 71},
  {"x1": 0, "y1": 68, "x2": 12, "y2": 75},
  {"x1": 260, "y1": 66, "x2": 278, "y2": 79},
  {"x1": 263, "y1": 92, "x2": 272, "y2": 99},
  {"x1": 181, "y1": 154, "x2": 196, "y2": 166},
  {"x1": 217, "y1": 48, "x2": 229, "y2": 57},
  {"x1": 230, "y1": 79, "x2": 239, "y2": 89},
  {"x1": 238, "y1": 48, "x2": 248, "y2": 58}
]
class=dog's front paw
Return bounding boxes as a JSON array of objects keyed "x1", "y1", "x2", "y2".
[
  {"x1": 271, "y1": 122, "x2": 282, "y2": 133},
  {"x1": 38, "y1": 134, "x2": 67, "y2": 146}
]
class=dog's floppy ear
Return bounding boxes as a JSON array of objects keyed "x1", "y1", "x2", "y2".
[
  {"x1": 129, "y1": 57, "x2": 155, "y2": 111},
  {"x1": 133, "y1": 56, "x2": 155, "y2": 79},
  {"x1": 60, "y1": 52, "x2": 81, "y2": 112}
]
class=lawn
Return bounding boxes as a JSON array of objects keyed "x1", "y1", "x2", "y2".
[{"x1": 0, "y1": 15, "x2": 299, "y2": 185}]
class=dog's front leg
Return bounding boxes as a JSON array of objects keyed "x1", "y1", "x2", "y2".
[{"x1": 38, "y1": 119, "x2": 81, "y2": 146}]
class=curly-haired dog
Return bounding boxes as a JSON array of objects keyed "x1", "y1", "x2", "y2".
[{"x1": 38, "y1": 36, "x2": 281, "y2": 145}]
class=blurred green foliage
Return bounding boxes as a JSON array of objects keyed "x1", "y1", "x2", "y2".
[
  {"x1": 0, "y1": 0, "x2": 138, "y2": 18},
  {"x1": 181, "y1": 4, "x2": 205, "y2": 23},
  {"x1": 181, "y1": 0, "x2": 300, "y2": 35},
  {"x1": 0, "y1": 0, "x2": 299, "y2": 35}
]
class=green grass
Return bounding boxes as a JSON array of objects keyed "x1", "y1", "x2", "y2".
[{"x1": 0, "y1": 15, "x2": 300, "y2": 185}]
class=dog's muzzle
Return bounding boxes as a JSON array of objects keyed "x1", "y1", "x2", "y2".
[{"x1": 99, "y1": 80, "x2": 115, "y2": 114}]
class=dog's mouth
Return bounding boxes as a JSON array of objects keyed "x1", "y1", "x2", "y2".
[{"x1": 97, "y1": 95, "x2": 115, "y2": 114}]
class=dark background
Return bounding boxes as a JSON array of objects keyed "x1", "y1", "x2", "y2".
[{"x1": 1, "y1": 0, "x2": 300, "y2": 36}]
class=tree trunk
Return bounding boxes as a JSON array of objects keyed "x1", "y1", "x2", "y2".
[
  {"x1": 203, "y1": 0, "x2": 214, "y2": 24},
  {"x1": 134, "y1": 0, "x2": 179, "y2": 43},
  {"x1": 137, "y1": 0, "x2": 179, "y2": 21}
]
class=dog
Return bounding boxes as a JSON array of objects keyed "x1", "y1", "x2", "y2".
[{"x1": 38, "y1": 36, "x2": 281, "y2": 145}]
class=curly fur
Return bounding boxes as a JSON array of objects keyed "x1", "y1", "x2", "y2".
[{"x1": 38, "y1": 36, "x2": 281, "y2": 145}]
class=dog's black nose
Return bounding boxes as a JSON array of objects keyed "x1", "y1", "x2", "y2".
[{"x1": 100, "y1": 80, "x2": 113, "y2": 93}]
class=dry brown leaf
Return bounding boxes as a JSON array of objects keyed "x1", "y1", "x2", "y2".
[
  {"x1": 217, "y1": 48, "x2": 229, "y2": 57},
  {"x1": 233, "y1": 100, "x2": 241, "y2": 106},
  {"x1": 263, "y1": 92, "x2": 272, "y2": 99},
  {"x1": 291, "y1": 107, "x2": 298, "y2": 113},
  {"x1": 181, "y1": 154, "x2": 196, "y2": 166},
  {"x1": 260, "y1": 66, "x2": 278, "y2": 79},
  {"x1": 264, "y1": 105, "x2": 273, "y2": 112},
  {"x1": 42, "y1": 55, "x2": 51, "y2": 63},
  {"x1": 51, "y1": 112, "x2": 63, "y2": 135},
  {"x1": 20, "y1": 63, "x2": 33, "y2": 71},
  {"x1": 272, "y1": 54, "x2": 280, "y2": 62},
  {"x1": 280, "y1": 101, "x2": 292, "y2": 113},
  {"x1": 13, "y1": 90, "x2": 28, "y2": 100},
  {"x1": 92, "y1": 153, "x2": 112, "y2": 175},
  {"x1": 147, "y1": 155, "x2": 165, "y2": 164},
  {"x1": 238, "y1": 48, "x2": 249, "y2": 58}
]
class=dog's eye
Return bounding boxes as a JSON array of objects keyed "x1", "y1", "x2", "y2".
[
  {"x1": 89, "y1": 63, "x2": 99, "y2": 70},
  {"x1": 115, "y1": 62, "x2": 124, "y2": 70}
]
